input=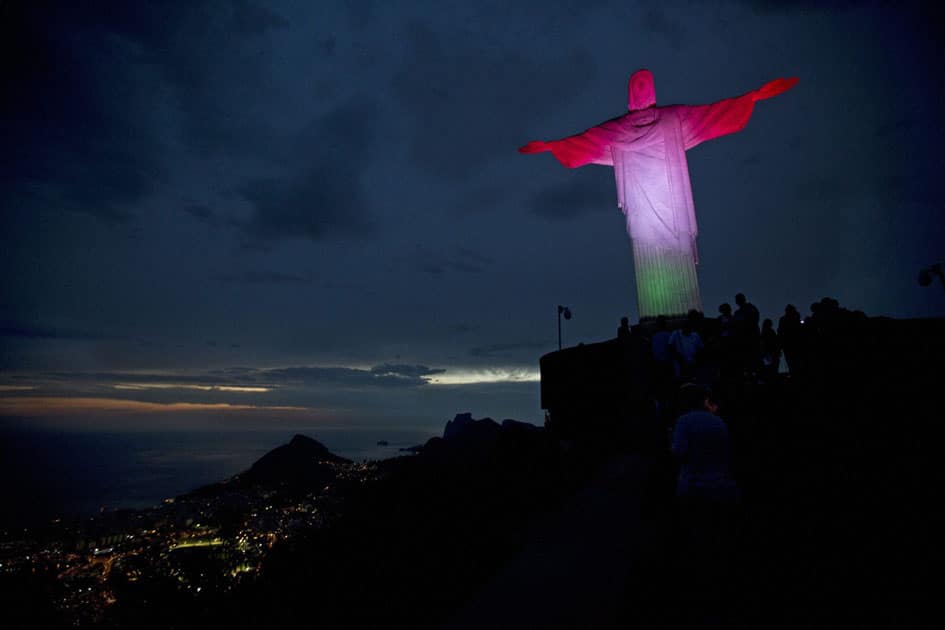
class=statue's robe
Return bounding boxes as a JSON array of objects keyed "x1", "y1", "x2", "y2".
[{"x1": 540, "y1": 92, "x2": 758, "y2": 318}]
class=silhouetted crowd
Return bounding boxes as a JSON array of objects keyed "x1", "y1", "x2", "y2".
[
  {"x1": 626, "y1": 291, "x2": 871, "y2": 469},
  {"x1": 635, "y1": 293, "x2": 870, "y2": 388},
  {"x1": 616, "y1": 293, "x2": 874, "y2": 610}
]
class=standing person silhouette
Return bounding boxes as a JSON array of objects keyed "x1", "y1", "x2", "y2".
[
  {"x1": 760, "y1": 318, "x2": 781, "y2": 382},
  {"x1": 733, "y1": 293, "x2": 761, "y2": 376},
  {"x1": 671, "y1": 384, "x2": 740, "y2": 614},
  {"x1": 778, "y1": 304, "x2": 803, "y2": 375},
  {"x1": 617, "y1": 316, "x2": 632, "y2": 341}
]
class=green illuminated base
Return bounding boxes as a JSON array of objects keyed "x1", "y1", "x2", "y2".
[{"x1": 631, "y1": 240, "x2": 703, "y2": 319}]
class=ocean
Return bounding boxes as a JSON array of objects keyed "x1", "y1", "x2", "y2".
[{"x1": 0, "y1": 426, "x2": 436, "y2": 528}]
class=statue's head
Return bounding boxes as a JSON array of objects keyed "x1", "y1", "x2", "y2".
[{"x1": 628, "y1": 69, "x2": 656, "y2": 111}]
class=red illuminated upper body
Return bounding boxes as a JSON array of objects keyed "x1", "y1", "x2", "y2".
[{"x1": 519, "y1": 71, "x2": 798, "y2": 169}]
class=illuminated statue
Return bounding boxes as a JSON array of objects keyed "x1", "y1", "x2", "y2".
[{"x1": 520, "y1": 70, "x2": 797, "y2": 318}]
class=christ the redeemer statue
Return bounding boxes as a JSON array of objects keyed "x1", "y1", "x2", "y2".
[{"x1": 520, "y1": 70, "x2": 797, "y2": 319}]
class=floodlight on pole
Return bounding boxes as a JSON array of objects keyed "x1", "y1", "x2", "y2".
[{"x1": 557, "y1": 304, "x2": 572, "y2": 351}]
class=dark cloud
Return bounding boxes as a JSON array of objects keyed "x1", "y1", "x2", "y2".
[
  {"x1": 21, "y1": 362, "x2": 446, "y2": 392},
  {"x1": 240, "y1": 172, "x2": 372, "y2": 242},
  {"x1": 0, "y1": 322, "x2": 106, "y2": 341},
  {"x1": 0, "y1": 0, "x2": 294, "y2": 224},
  {"x1": 745, "y1": 0, "x2": 860, "y2": 14},
  {"x1": 93, "y1": 1, "x2": 287, "y2": 155},
  {"x1": 370, "y1": 364, "x2": 446, "y2": 378},
  {"x1": 0, "y1": 2, "x2": 166, "y2": 222},
  {"x1": 736, "y1": 152, "x2": 764, "y2": 170},
  {"x1": 211, "y1": 367, "x2": 257, "y2": 376},
  {"x1": 792, "y1": 172, "x2": 852, "y2": 204},
  {"x1": 184, "y1": 205, "x2": 215, "y2": 222},
  {"x1": 469, "y1": 342, "x2": 545, "y2": 359},
  {"x1": 790, "y1": 168, "x2": 909, "y2": 207},
  {"x1": 529, "y1": 168, "x2": 616, "y2": 219},
  {"x1": 38, "y1": 371, "x2": 234, "y2": 387},
  {"x1": 344, "y1": 0, "x2": 377, "y2": 30},
  {"x1": 101, "y1": 0, "x2": 290, "y2": 158},
  {"x1": 231, "y1": 0, "x2": 289, "y2": 35},
  {"x1": 319, "y1": 37, "x2": 338, "y2": 55},
  {"x1": 640, "y1": 6, "x2": 688, "y2": 49},
  {"x1": 400, "y1": 244, "x2": 495, "y2": 275},
  {"x1": 875, "y1": 117, "x2": 916, "y2": 138},
  {"x1": 217, "y1": 271, "x2": 313, "y2": 286},
  {"x1": 391, "y1": 20, "x2": 595, "y2": 180},
  {"x1": 261, "y1": 364, "x2": 444, "y2": 388},
  {"x1": 183, "y1": 204, "x2": 240, "y2": 230},
  {"x1": 239, "y1": 101, "x2": 377, "y2": 243},
  {"x1": 449, "y1": 323, "x2": 480, "y2": 335},
  {"x1": 215, "y1": 270, "x2": 363, "y2": 291},
  {"x1": 457, "y1": 247, "x2": 494, "y2": 266}
]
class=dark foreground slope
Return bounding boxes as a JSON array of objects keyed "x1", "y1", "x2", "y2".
[
  {"x1": 235, "y1": 416, "x2": 582, "y2": 629},
  {"x1": 627, "y1": 315, "x2": 945, "y2": 628}
]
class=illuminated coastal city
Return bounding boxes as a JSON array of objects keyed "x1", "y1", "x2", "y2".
[{"x1": 1, "y1": 440, "x2": 380, "y2": 626}]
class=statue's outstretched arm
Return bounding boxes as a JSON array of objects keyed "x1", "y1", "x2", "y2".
[
  {"x1": 753, "y1": 77, "x2": 799, "y2": 102},
  {"x1": 680, "y1": 77, "x2": 798, "y2": 150},
  {"x1": 519, "y1": 120, "x2": 622, "y2": 168}
]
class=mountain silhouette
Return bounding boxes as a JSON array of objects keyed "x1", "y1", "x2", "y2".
[
  {"x1": 185, "y1": 434, "x2": 351, "y2": 499},
  {"x1": 239, "y1": 434, "x2": 350, "y2": 487}
]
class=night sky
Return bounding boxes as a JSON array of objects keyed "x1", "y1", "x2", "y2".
[{"x1": 1, "y1": 0, "x2": 943, "y2": 432}]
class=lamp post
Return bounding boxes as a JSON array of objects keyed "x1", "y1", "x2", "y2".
[{"x1": 557, "y1": 304, "x2": 572, "y2": 351}]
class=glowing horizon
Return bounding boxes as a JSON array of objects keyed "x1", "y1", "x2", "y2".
[
  {"x1": 112, "y1": 383, "x2": 272, "y2": 393},
  {"x1": 425, "y1": 368, "x2": 540, "y2": 386},
  {"x1": 0, "y1": 396, "x2": 310, "y2": 416}
]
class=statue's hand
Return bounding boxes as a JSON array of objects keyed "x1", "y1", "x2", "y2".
[
  {"x1": 519, "y1": 140, "x2": 552, "y2": 154},
  {"x1": 753, "y1": 77, "x2": 799, "y2": 101}
]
